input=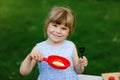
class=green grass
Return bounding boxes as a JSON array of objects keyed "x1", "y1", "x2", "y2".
[{"x1": 0, "y1": 0, "x2": 120, "y2": 79}]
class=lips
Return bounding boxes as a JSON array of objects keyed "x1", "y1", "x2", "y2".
[{"x1": 53, "y1": 34, "x2": 61, "y2": 38}]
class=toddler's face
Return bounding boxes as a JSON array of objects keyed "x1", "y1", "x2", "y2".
[{"x1": 47, "y1": 23, "x2": 69, "y2": 43}]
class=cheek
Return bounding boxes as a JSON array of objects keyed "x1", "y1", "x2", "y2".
[
  {"x1": 63, "y1": 31, "x2": 69, "y2": 37},
  {"x1": 47, "y1": 28, "x2": 51, "y2": 35},
  {"x1": 64, "y1": 29, "x2": 70, "y2": 36},
  {"x1": 47, "y1": 27, "x2": 53, "y2": 33}
]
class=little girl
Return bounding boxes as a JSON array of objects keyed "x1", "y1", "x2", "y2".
[{"x1": 20, "y1": 6, "x2": 88, "y2": 80}]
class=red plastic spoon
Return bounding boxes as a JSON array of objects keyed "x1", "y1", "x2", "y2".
[{"x1": 43, "y1": 55, "x2": 70, "y2": 69}]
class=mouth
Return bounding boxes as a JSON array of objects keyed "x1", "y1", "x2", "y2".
[{"x1": 53, "y1": 34, "x2": 61, "y2": 38}]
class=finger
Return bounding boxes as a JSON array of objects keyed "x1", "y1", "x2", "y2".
[
  {"x1": 34, "y1": 54, "x2": 38, "y2": 60},
  {"x1": 29, "y1": 54, "x2": 35, "y2": 60},
  {"x1": 40, "y1": 54, "x2": 43, "y2": 61},
  {"x1": 82, "y1": 56, "x2": 88, "y2": 62},
  {"x1": 37, "y1": 54, "x2": 43, "y2": 62},
  {"x1": 78, "y1": 58, "x2": 82, "y2": 63},
  {"x1": 79, "y1": 59, "x2": 88, "y2": 66},
  {"x1": 84, "y1": 61, "x2": 88, "y2": 66},
  {"x1": 82, "y1": 56, "x2": 87, "y2": 60},
  {"x1": 32, "y1": 54, "x2": 39, "y2": 61}
]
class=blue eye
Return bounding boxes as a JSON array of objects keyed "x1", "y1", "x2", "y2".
[
  {"x1": 52, "y1": 24, "x2": 57, "y2": 27},
  {"x1": 62, "y1": 28, "x2": 67, "y2": 30},
  {"x1": 62, "y1": 27, "x2": 68, "y2": 30}
]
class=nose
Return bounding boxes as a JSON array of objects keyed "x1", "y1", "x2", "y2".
[{"x1": 55, "y1": 27, "x2": 61, "y2": 33}]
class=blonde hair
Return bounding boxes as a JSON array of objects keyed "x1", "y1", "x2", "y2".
[{"x1": 45, "y1": 6, "x2": 75, "y2": 33}]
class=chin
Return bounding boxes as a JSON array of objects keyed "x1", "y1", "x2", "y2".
[{"x1": 52, "y1": 40, "x2": 62, "y2": 43}]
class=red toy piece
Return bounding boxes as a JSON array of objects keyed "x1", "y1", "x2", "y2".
[{"x1": 43, "y1": 55, "x2": 70, "y2": 69}]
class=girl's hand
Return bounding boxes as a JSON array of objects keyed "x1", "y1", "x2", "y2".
[
  {"x1": 78, "y1": 56, "x2": 88, "y2": 67},
  {"x1": 29, "y1": 52, "x2": 43, "y2": 62}
]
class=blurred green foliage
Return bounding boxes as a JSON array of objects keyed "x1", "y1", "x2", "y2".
[{"x1": 0, "y1": 0, "x2": 120, "y2": 80}]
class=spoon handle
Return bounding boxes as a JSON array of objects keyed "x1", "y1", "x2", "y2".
[
  {"x1": 43, "y1": 58, "x2": 48, "y2": 62},
  {"x1": 79, "y1": 47, "x2": 86, "y2": 58}
]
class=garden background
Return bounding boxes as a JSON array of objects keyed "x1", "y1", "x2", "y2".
[{"x1": 0, "y1": 0, "x2": 120, "y2": 80}]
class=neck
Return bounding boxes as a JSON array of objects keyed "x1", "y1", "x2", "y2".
[{"x1": 46, "y1": 39, "x2": 64, "y2": 46}]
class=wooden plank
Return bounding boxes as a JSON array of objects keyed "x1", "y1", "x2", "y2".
[
  {"x1": 78, "y1": 74, "x2": 103, "y2": 80},
  {"x1": 102, "y1": 72, "x2": 120, "y2": 80}
]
